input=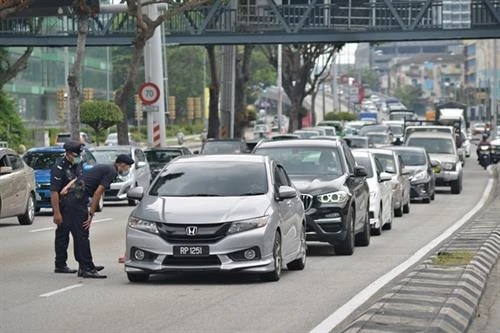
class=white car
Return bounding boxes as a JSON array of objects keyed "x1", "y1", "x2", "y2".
[{"x1": 353, "y1": 150, "x2": 394, "y2": 235}]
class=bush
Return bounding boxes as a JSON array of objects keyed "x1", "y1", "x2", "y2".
[
  {"x1": 324, "y1": 111, "x2": 357, "y2": 121},
  {"x1": 0, "y1": 91, "x2": 29, "y2": 149}
]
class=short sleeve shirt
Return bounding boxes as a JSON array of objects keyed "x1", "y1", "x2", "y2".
[
  {"x1": 81, "y1": 164, "x2": 117, "y2": 196},
  {"x1": 50, "y1": 158, "x2": 83, "y2": 193}
]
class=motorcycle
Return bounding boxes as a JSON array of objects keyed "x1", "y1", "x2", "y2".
[{"x1": 478, "y1": 144, "x2": 491, "y2": 169}]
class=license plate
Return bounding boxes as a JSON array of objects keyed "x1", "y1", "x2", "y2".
[{"x1": 173, "y1": 246, "x2": 209, "y2": 257}]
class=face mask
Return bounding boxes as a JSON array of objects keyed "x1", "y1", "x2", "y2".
[
  {"x1": 73, "y1": 157, "x2": 81, "y2": 165},
  {"x1": 119, "y1": 170, "x2": 129, "y2": 177}
]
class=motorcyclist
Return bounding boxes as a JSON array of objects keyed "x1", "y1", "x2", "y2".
[{"x1": 477, "y1": 132, "x2": 491, "y2": 159}]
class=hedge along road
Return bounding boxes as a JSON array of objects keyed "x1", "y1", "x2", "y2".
[{"x1": 0, "y1": 160, "x2": 491, "y2": 333}]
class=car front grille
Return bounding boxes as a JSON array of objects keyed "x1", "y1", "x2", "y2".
[
  {"x1": 162, "y1": 255, "x2": 221, "y2": 266},
  {"x1": 157, "y1": 222, "x2": 231, "y2": 244},
  {"x1": 301, "y1": 194, "x2": 313, "y2": 211}
]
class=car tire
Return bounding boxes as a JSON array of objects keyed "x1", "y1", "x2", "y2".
[
  {"x1": 451, "y1": 178, "x2": 462, "y2": 194},
  {"x1": 127, "y1": 272, "x2": 149, "y2": 283},
  {"x1": 423, "y1": 197, "x2": 431, "y2": 204},
  {"x1": 355, "y1": 209, "x2": 370, "y2": 247},
  {"x1": 18, "y1": 194, "x2": 35, "y2": 225},
  {"x1": 96, "y1": 196, "x2": 104, "y2": 212},
  {"x1": 371, "y1": 205, "x2": 382, "y2": 236},
  {"x1": 383, "y1": 202, "x2": 393, "y2": 230},
  {"x1": 403, "y1": 200, "x2": 410, "y2": 214},
  {"x1": 336, "y1": 209, "x2": 355, "y2": 255},
  {"x1": 287, "y1": 224, "x2": 306, "y2": 271},
  {"x1": 261, "y1": 231, "x2": 282, "y2": 282},
  {"x1": 431, "y1": 191, "x2": 435, "y2": 200}
]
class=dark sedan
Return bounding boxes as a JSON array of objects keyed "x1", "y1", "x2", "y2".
[
  {"x1": 386, "y1": 146, "x2": 437, "y2": 203},
  {"x1": 145, "y1": 146, "x2": 192, "y2": 180},
  {"x1": 253, "y1": 139, "x2": 371, "y2": 255}
]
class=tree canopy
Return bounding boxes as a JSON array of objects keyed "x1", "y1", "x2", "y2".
[
  {"x1": 80, "y1": 100, "x2": 123, "y2": 145},
  {"x1": 393, "y1": 85, "x2": 423, "y2": 109},
  {"x1": 0, "y1": 91, "x2": 28, "y2": 149}
]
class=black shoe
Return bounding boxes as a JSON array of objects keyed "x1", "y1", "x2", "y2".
[
  {"x1": 78, "y1": 265, "x2": 104, "y2": 277},
  {"x1": 54, "y1": 266, "x2": 77, "y2": 274},
  {"x1": 82, "y1": 269, "x2": 107, "y2": 279}
]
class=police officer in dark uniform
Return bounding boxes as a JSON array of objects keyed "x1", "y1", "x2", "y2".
[
  {"x1": 50, "y1": 140, "x2": 85, "y2": 274},
  {"x1": 63, "y1": 153, "x2": 134, "y2": 278}
]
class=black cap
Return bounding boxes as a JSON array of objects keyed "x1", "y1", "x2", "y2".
[
  {"x1": 63, "y1": 140, "x2": 84, "y2": 155},
  {"x1": 115, "y1": 154, "x2": 135, "y2": 165}
]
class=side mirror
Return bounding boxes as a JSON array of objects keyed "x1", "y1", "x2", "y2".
[
  {"x1": 278, "y1": 185, "x2": 297, "y2": 200},
  {"x1": 354, "y1": 166, "x2": 368, "y2": 177},
  {"x1": 137, "y1": 161, "x2": 146, "y2": 169},
  {"x1": 379, "y1": 171, "x2": 392, "y2": 182},
  {"x1": 0, "y1": 166, "x2": 13, "y2": 175},
  {"x1": 127, "y1": 187, "x2": 144, "y2": 200},
  {"x1": 430, "y1": 160, "x2": 440, "y2": 168}
]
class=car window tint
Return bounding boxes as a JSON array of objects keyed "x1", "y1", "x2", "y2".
[
  {"x1": 84, "y1": 151, "x2": 96, "y2": 165},
  {"x1": 23, "y1": 151, "x2": 64, "y2": 170},
  {"x1": 275, "y1": 166, "x2": 291, "y2": 187},
  {"x1": 373, "y1": 153, "x2": 396, "y2": 174},
  {"x1": 407, "y1": 137, "x2": 455, "y2": 154},
  {"x1": 146, "y1": 150, "x2": 182, "y2": 163},
  {"x1": 202, "y1": 141, "x2": 242, "y2": 154},
  {"x1": 343, "y1": 143, "x2": 356, "y2": 174},
  {"x1": 91, "y1": 150, "x2": 127, "y2": 164},
  {"x1": 134, "y1": 149, "x2": 146, "y2": 162},
  {"x1": 8, "y1": 154, "x2": 24, "y2": 170},
  {"x1": 151, "y1": 162, "x2": 268, "y2": 196},
  {"x1": 398, "y1": 150, "x2": 426, "y2": 166},
  {"x1": 353, "y1": 155, "x2": 374, "y2": 178}
]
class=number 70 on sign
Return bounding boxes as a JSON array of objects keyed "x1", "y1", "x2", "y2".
[{"x1": 138, "y1": 82, "x2": 160, "y2": 105}]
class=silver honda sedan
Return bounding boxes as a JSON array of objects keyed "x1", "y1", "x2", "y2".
[{"x1": 124, "y1": 154, "x2": 306, "y2": 283}]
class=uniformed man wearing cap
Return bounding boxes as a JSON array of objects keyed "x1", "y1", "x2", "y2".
[
  {"x1": 61, "y1": 153, "x2": 135, "y2": 278},
  {"x1": 50, "y1": 140, "x2": 85, "y2": 274}
]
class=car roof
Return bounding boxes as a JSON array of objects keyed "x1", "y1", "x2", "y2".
[
  {"x1": 256, "y1": 139, "x2": 340, "y2": 149},
  {"x1": 144, "y1": 146, "x2": 186, "y2": 151},
  {"x1": 406, "y1": 132, "x2": 454, "y2": 139},
  {"x1": 174, "y1": 154, "x2": 267, "y2": 164},
  {"x1": 352, "y1": 150, "x2": 371, "y2": 157},
  {"x1": 27, "y1": 146, "x2": 66, "y2": 152},
  {"x1": 345, "y1": 135, "x2": 368, "y2": 140},
  {"x1": 385, "y1": 146, "x2": 426, "y2": 153},
  {"x1": 205, "y1": 139, "x2": 244, "y2": 143},
  {"x1": 356, "y1": 148, "x2": 395, "y2": 156}
]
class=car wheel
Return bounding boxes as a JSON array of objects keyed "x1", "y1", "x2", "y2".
[
  {"x1": 287, "y1": 224, "x2": 306, "y2": 271},
  {"x1": 355, "y1": 209, "x2": 370, "y2": 247},
  {"x1": 403, "y1": 200, "x2": 410, "y2": 214},
  {"x1": 394, "y1": 203, "x2": 403, "y2": 217},
  {"x1": 450, "y1": 178, "x2": 462, "y2": 194},
  {"x1": 371, "y1": 205, "x2": 382, "y2": 236},
  {"x1": 336, "y1": 209, "x2": 355, "y2": 255},
  {"x1": 431, "y1": 191, "x2": 435, "y2": 200},
  {"x1": 96, "y1": 196, "x2": 104, "y2": 212},
  {"x1": 261, "y1": 231, "x2": 282, "y2": 282},
  {"x1": 383, "y1": 201, "x2": 393, "y2": 230},
  {"x1": 18, "y1": 194, "x2": 35, "y2": 225},
  {"x1": 127, "y1": 272, "x2": 149, "y2": 283}
]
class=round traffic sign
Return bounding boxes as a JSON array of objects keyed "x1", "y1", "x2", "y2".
[{"x1": 138, "y1": 82, "x2": 160, "y2": 105}]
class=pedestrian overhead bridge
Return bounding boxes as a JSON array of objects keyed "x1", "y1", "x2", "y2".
[{"x1": 1, "y1": 0, "x2": 500, "y2": 46}]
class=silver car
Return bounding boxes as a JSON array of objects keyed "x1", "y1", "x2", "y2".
[
  {"x1": 90, "y1": 146, "x2": 151, "y2": 206},
  {"x1": 124, "y1": 154, "x2": 306, "y2": 282}
]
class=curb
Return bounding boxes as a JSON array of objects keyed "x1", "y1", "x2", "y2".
[{"x1": 340, "y1": 165, "x2": 500, "y2": 333}]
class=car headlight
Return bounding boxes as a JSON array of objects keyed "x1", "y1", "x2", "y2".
[
  {"x1": 410, "y1": 170, "x2": 427, "y2": 182},
  {"x1": 227, "y1": 216, "x2": 269, "y2": 235},
  {"x1": 128, "y1": 216, "x2": 159, "y2": 234},
  {"x1": 317, "y1": 191, "x2": 349, "y2": 204},
  {"x1": 441, "y1": 162, "x2": 456, "y2": 171}
]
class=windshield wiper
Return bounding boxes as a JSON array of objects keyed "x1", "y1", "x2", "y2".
[
  {"x1": 239, "y1": 192, "x2": 266, "y2": 196},
  {"x1": 187, "y1": 194, "x2": 223, "y2": 197}
]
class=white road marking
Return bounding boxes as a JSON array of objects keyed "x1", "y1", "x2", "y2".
[
  {"x1": 39, "y1": 284, "x2": 83, "y2": 298},
  {"x1": 310, "y1": 177, "x2": 495, "y2": 333},
  {"x1": 30, "y1": 218, "x2": 113, "y2": 233}
]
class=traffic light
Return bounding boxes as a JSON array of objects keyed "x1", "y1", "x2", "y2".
[{"x1": 83, "y1": 87, "x2": 94, "y2": 101}]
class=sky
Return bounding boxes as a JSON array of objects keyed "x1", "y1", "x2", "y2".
[{"x1": 338, "y1": 43, "x2": 358, "y2": 64}]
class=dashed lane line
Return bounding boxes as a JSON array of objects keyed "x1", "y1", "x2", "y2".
[{"x1": 39, "y1": 284, "x2": 83, "y2": 297}]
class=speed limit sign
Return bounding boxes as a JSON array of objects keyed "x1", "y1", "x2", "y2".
[{"x1": 138, "y1": 82, "x2": 160, "y2": 105}]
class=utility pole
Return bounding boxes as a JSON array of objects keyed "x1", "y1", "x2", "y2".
[
  {"x1": 492, "y1": 39, "x2": 498, "y2": 139},
  {"x1": 277, "y1": 44, "x2": 283, "y2": 132}
]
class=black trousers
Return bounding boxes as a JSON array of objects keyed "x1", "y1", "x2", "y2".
[{"x1": 55, "y1": 193, "x2": 93, "y2": 269}]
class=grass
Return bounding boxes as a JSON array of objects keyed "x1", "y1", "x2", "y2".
[{"x1": 432, "y1": 251, "x2": 475, "y2": 266}]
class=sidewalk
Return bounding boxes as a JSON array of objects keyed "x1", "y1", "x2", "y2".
[{"x1": 337, "y1": 165, "x2": 500, "y2": 333}]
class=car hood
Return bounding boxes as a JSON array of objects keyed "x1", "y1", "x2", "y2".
[
  {"x1": 34, "y1": 169, "x2": 51, "y2": 184},
  {"x1": 290, "y1": 174, "x2": 347, "y2": 196},
  {"x1": 404, "y1": 165, "x2": 427, "y2": 176},
  {"x1": 428, "y1": 153, "x2": 458, "y2": 164},
  {"x1": 136, "y1": 195, "x2": 271, "y2": 224}
]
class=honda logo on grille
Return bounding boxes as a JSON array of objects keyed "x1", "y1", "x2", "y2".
[{"x1": 185, "y1": 226, "x2": 198, "y2": 236}]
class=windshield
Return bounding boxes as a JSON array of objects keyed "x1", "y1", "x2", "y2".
[
  {"x1": 254, "y1": 146, "x2": 344, "y2": 177},
  {"x1": 397, "y1": 150, "x2": 427, "y2": 166},
  {"x1": 23, "y1": 151, "x2": 64, "y2": 169},
  {"x1": 405, "y1": 127, "x2": 452, "y2": 137},
  {"x1": 92, "y1": 150, "x2": 129, "y2": 164},
  {"x1": 150, "y1": 162, "x2": 268, "y2": 196},
  {"x1": 202, "y1": 141, "x2": 242, "y2": 154},
  {"x1": 372, "y1": 153, "x2": 397, "y2": 174},
  {"x1": 146, "y1": 150, "x2": 182, "y2": 163},
  {"x1": 390, "y1": 126, "x2": 403, "y2": 136},
  {"x1": 407, "y1": 137, "x2": 455, "y2": 154},
  {"x1": 359, "y1": 125, "x2": 388, "y2": 136},
  {"x1": 347, "y1": 137, "x2": 368, "y2": 148},
  {"x1": 293, "y1": 131, "x2": 320, "y2": 139},
  {"x1": 367, "y1": 134, "x2": 388, "y2": 144},
  {"x1": 353, "y1": 156, "x2": 374, "y2": 178}
]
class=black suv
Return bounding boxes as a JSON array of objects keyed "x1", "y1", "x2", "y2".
[{"x1": 253, "y1": 139, "x2": 370, "y2": 255}]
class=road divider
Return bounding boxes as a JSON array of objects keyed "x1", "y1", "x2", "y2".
[{"x1": 30, "y1": 218, "x2": 113, "y2": 233}]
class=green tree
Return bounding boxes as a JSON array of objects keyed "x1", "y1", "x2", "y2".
[
  {"x1": 324, "y1": 111, "x2": 356, "y2": 121},
  {"x1": 346, "y1": 67, "x2": 380, "y2": 91},
  {"x1": 80, "y1": 100, "x2": 123, "y2": 146},
  {"x1": 393, "y1": 85, "x2": 423, "y2": 109},
  {"x1": 0, "y1": 91, "x2": 27, "y2": 148}
]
